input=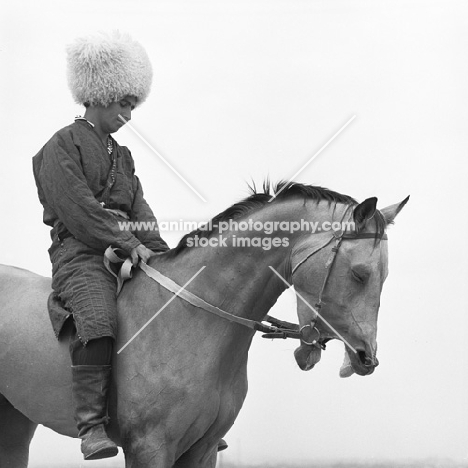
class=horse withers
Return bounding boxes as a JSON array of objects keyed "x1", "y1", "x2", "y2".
[{"x1": 0, "y1": 182, "x2": 408, "y2": 467}]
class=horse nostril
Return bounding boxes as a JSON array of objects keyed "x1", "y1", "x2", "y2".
[
  {"x1": 357, "y1": 349, "x2": 377, "y2": 367},
  {"x1": 357, "y1": 350, "x2": 367, "y2": 365}
]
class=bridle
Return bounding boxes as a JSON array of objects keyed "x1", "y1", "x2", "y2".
[{"x1": 291, "y1": 206, "x2": 388, "y2": 349}]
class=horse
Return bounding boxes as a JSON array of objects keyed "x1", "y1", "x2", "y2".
[{"x1": 0, "y1": 182, "x2": 408, "y2": 467}]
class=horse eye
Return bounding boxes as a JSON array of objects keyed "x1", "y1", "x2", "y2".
[{"x1": 351, "y1": 269, "x2": 364, "y2": 284}]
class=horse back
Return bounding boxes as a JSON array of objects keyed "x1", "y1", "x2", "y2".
[{"x1": 0, "y1": 264, "x2": 51, "y2": 336}]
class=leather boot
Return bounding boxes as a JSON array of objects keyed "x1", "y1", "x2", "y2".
[{"x1": 71, "y1": 365, "x2": 119, "y2": 460}]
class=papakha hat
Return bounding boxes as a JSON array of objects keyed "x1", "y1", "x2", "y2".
[{"x1": 66, "y1": 30, "x2": 152, "y2": 107}]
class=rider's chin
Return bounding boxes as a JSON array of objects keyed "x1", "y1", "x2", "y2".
[{"x1": 294, "y1": 343, "x2": 322, "y2": 371}]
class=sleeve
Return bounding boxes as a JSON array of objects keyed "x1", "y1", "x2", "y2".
[
  {"x1": 38, "y1": 133, "x2": 141, "y2": 253},
  {"x1": 130, "y1": 175, "x2": 170, "y2": 252}
]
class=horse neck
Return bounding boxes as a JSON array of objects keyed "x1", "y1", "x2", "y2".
[{"x1": 153, "y1": 199, "x2": 350, "y2": 323}]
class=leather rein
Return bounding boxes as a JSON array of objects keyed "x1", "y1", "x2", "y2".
[{"x1": 104, "y1": 213, "x2": 387, "y2": 348}]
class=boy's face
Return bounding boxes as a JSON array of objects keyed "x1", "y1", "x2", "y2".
[{"x1": 99, "y1": 96, "x2": 137, "y2": 134}]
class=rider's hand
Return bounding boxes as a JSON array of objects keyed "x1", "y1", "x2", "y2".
[{"x1": 130, "y1": 244, "x2": 155, "y2": 266}]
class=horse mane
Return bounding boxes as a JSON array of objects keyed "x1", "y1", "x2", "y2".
[{"x1": 166, "y1": 181, "x2": 366, "y2": 257}]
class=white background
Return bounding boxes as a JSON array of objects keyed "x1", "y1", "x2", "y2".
[{"x1": 1, "y1": 0, "x2": 467, "y2": 466}]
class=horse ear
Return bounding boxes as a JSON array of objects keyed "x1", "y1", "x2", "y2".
[
  {"x1": 353, "y1": 197, "x2": 377, "y2": 230},
  {"x1": 380, "y1": 196, "x2": 410, "y2": 225}
]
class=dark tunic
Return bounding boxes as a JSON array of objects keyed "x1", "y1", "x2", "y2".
[{"x1": 33, "y1": 119, "x2": 169, "y2": 343}]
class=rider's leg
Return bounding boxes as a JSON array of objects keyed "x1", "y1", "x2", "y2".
[
  {"x1": 50, "y1": 240, "x2": 120, "y2": 460},
  {"x1": 70, "y1": 333, "x2": 118, "y2": 460}
]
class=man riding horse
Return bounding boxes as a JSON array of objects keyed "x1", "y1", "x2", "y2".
[{"x1": 32, "y1": 31, "x2": 226, "y2": 460}]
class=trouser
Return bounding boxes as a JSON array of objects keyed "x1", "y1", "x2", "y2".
[{"x1": 70, "y1": 328, "x2": 114, "y2": 366}]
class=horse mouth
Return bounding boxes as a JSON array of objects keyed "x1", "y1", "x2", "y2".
[{"x1": 294, "y1": 343, "x2": 322, "y2": 371}]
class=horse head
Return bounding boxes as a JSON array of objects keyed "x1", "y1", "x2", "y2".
[{"x1": 291, "y1": 196, "x2": 409, "y2": 377}]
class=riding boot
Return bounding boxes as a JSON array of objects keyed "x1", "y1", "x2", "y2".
[
  {"x1": 71, "y1": 365, "x2": 119, "y2": 460},
  {"x1": 217, "y1": 438, "x2": 228, "y2": 451}
]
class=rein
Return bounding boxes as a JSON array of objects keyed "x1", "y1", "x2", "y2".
[
  {"x1": 139, "y1": 261, "x2": 289, "y2": 337},
  {"x1": 104, "y1": 247, "x2": 301, "y2": 339}
]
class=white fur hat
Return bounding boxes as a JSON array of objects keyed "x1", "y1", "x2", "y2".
[{"x1": 66, "y1": 31, "x2": 153, "y2": 107}]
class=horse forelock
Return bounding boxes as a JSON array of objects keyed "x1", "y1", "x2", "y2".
[{"x1": 166, "y1": 181, "x2": 357, "y2": 257}]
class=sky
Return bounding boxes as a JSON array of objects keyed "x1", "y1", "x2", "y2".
[{"x1": 1, "y1": 0, "x2": 468, "y2": 466}]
